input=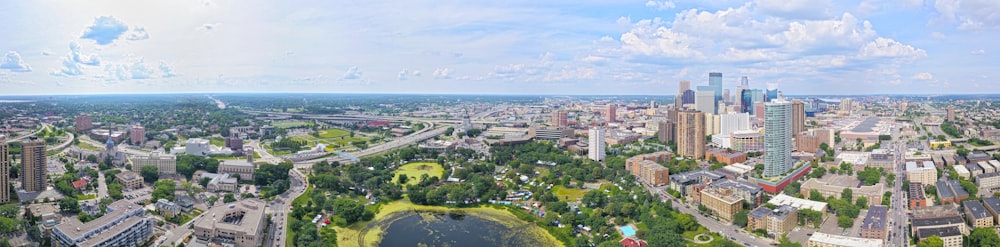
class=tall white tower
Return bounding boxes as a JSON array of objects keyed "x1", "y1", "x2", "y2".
[{"x1": 588, "y1": 127, "x2": 606, "y2": 162}]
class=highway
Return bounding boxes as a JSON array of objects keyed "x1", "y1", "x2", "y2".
[
  {"x1": 292, "y1": 125, "x2": 448, "y2": 168},
  {"x1": 647, "y1": 185, "x2": 775, "y2": 247}
]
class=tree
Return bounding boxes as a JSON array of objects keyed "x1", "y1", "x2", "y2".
[
  {"x1": 855, "y1": 196, "x2": 868, "y2": 208},
  {"x1": 60, "y1": 197, "x2": 81, "y2": 214},
  {"x1": 809, "y1": 190, "x2": 825, "y2": 202},
  {"x1": 140, "y1": 165, "x2": 159, "y2": 183},
  {"x1": 223, "y1": 193, "x2": 236, "y2": 203},
  {"x1": 733, "y1": 209, "x2": 749, "y2": 228},
  {"x1": 837, "y1": 215, "x2": 853, "y2": 228},
  {"x1": 784, "y1": 181, "x2": 802, "y2": 196},
  {"x1": 959, "y1": 180, "x2": 979, "y2": 196},
  {"x1": 397, "y1": 175, "x2": 409, "y2": 185},
  {"x1": 916, "y1": 235, "x2": 943, "y2": 247},
  {"x1": 969, "y1": 227, "x2": 1000, "y2": 247},
  {"x1": 841, "y1": 188, "x2": 853, "y2": 203},
  {"x1": 333, "y1": 197, "x2": 369, "y2": 225},
  {"x1": 151, "y1": 180, "x2": 176, "y2": 202}
]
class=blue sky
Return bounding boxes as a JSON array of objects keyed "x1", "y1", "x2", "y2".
[{"x1": 0, "y1": 0, "x2": 996, "y2": 95}]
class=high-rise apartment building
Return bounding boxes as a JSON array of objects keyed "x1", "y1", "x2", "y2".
[
  {"x1": 130, "y1": 125, "x2": 145, "y2": 145},
  {"x1": 947, "y1": 106, "x2": 955, "y2": 122},
  {"x1": 0, "y1": 140, "x2": 9, "y2": 203},
  {"x1": 551, "y1": 110, "x2": 568, "y2": 127},
  {"x1": 764, "y1": 99, "x2": 793, "y2": 177},
  {"x1": 588, "y1": 127, "x2": 605, "y2": 161},
  {"x1": 606, "y1": 104, "x2": 617, "y2": 123},
  {"x1": 75, "y1": 115, "x2": 93, "y2": 132},
  {"x1": 22, "y1": 138, "x2": 47, "y2": 192},
  {"x1": 677, "y1": 110, "x2": 705, "y2": 159},
  {"x1": 840, "y1": 98, "x2": 853, "y2": 112},
  {"x1": 791, "y1": 100, "x2": 805, "y2": 135},
  {"x1": 695, "y1": 90, "x2": 717, "y2": 115},
  {"x1": 658, "y1": 120, "x2": 675, "y2": 143}
]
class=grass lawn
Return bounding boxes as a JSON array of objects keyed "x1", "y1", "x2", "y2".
[
  {"x1": 334, "y1": 199, "x2": 561, "y2": 247},
  {"x1": 77, "y1": 142, "x2": 103, "y2": 151},
  {"x1": 393, "y1": 162, "x2": 445, "y2": 186},
  {"x1": 317, "y1": 128, "x2": 351, "y2": 138},
  {"x1": 273, "y1": 121, "x2": 314, "y2": 129},
  {"x1": 552, "y1": 185, "x2": 587, "y2": 202},
  {"x1": 77, "y1": 194, "x2": 97, "y2": 200},
  {"x1": 208, "y1": 137, "x2": 225, "y2": 147}
]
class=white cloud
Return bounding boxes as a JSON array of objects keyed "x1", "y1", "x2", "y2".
[
  {"x1": 754, "y1": 0, "x2": 834, "y2": 19},
  {"x1": 620, "y1": 21, "x2": 703, "y2": 59},
  {"x1": 397, "y1": 69, "x2": 420, "y2": 80},
  {"x1": 433, "y1": 68, "x2": 451, "y2": 79},
  {"x1": 0, "y1": 51, "x2": 32, "y2": 72},
  {"x1": 645, "y1": 1, "x2": 676, "y2": 10},
  {"x1": 930, "y1": 32, "x2": 946, "y2": 39},
  {"x1": 52, "y1": 41, "x2": 101, "y2": 76},
  {"x1": 41, "y1": 50, "x2": 52, "y2": 56},
  {"x1": 126, "y1": 26, "x2": 150, "y2": 41},
  {"x1": 934, "y1": 0, "x2": 1000, "y2": 30},
  {"x1": 859, "y1": 37, "x2": 927, "y2": 59},
  {"x1": 159, "y1": 61, "x2": 177, "y2": 77},
  {"x1": 80, "y1": 16, "x2": 130, "y2": 45},
  {"x1": 341, "y1": 66, "x2": 362, "y2": 80},
  {"x1": 104, "y1": 58, "x2": 175, "y2": 81},
  {"x1": 912, "y1": 72, "x2": 934, "y2": 80},
  {"x1": 783, "y1": 13, "x2": 877, "y2": 53},
  {"x1": 971, "y1": 49, "x2": 986, "y2": 55}
]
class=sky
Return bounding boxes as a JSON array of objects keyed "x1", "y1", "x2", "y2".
[{"x1": 0, "y1": 0, "x2": 997, "y2": 95}]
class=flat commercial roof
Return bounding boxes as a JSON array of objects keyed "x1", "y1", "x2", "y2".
[
  {"x1": 861, "y1": 206, "x2": 888, "y2": 231},
  {"x1": 54, "y1": 200, "x2": 144, "y2": 242},
  {"x1": 964, "y1": 200, "x2": 991, "y2": 219},
  {"x1": 768, "y1": 193, "x2": 828, "y2": 212},
  {"x1": 916, "y1": 226, "x2": 963, "y2": 239},
  {"x1": 808, "y1": 232, "x2": 884, "y2": 247},
  {"x1": 850, "y1": 117, "x2": 882, "y2": 133}
]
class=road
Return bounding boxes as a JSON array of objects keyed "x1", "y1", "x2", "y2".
[
  {"x1": 292, "y1": 126, "x2": 448, "y2": 168},
  {"x1": 6, "y1": 123, "x2": 46, "y2": 143},
  {"x1": 647, "y1": 185, "x2": 775, "y2": 247},
  {"x1": 889, "y1": 123, "x2": 908, "y2": 247},
  {"x1": 96, "y1": 169, "x2": 108, "y2": 199},
  {"x1": 266, "y1": 167, "x2": 308, "y2": 247}
]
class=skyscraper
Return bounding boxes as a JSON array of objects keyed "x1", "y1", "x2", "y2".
[
  {"x1": 696, "y1": 90, "x2": 717, "y2": 115},
  {"x1": 658, "y1": 121, "x2": 675, "y2": 144},
  {"x1": 22, "y1": 138, "x2": 46, "y2": 192},
  {"x1": 677, "y1": 110, "x2": 706, "y2": 159},
  {"x1": 740, "y1": 76, "x2": 749, "y2": 89},
  {"x1": 723, "y1": 89, "x2": 731, "y2": 104},
  {"x1": 606, "y1": 104, "x2": 617, "y2": 123},
  {"x1": 588, "y1": 127, "x2": 606, "y2": 161},
  {"x1": 947, "y1": 106, "x2": 955, "y2": 122},
  {"x1": 0, "y1": 139, "x2": 9, "y2": 203},
  {"x1": 741, "y1": 89, "x2": 764, "y2": 114},
  {"x1": 679, "y1": 80, "x2": 691, "y2": 93},
  {"x1": 709, "y1": 72, "x2": 723, "y2": 101},
  {"x1": 680, "y1": 90, "x2": 696, "y2": 105},
  {"x1": 765, "y1": 83, "x2": 778, "y2": 102},
  {"x1": 791, "y1": 100, "x2": 805, "y2": 135},
  {"x1": 551, "y1": 110, "x2": 568, "y2": 127},
  {"x1": 764, "y1": 99, "x2": 792, "y2": 177}
]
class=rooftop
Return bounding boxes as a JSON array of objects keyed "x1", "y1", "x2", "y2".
[
  {"x1": 948, "y1": 180, "x2": 969, "y2": 197},
  {"x1": 54, "y1": 200, "x2": 145, "y2": 241},
  {"x1": 192, "y1": 198, "x2": 266, "y2": 236},
  {"x1": 935, "y1": 181, "x2": 954, "y2": 199},
  {"x1": 916, "y1": 226, "x2": 963, "y2": 239},
  {"x1": 220, "y1": 159, "x2": 254, "y2": 168},
  {"x1": 748, "y1": 207, "x2": 772, "y2": 218},
  {"x1": 768, "y1": 193, "x2": 828, "y2": 212},
  {"x1": 983, "y1": 197, "x2": 1000, "y2": 214},
  {"x1": 808, "y1": 232, "x2": 884, "y2": 247},
  {"x1": 860, "y1": 205, "x2": 888, "y2": 231},
  {"x1": 906, "y1": 161, "x2": 935, "y2": 172},
  {"x1": 963, "y1": 200, "x2": 991, "y2": 219},
  {"x1": 709, "y1": 178, "x2": 762, "y2": 194},
  {"x1": 911, "y1": 215, "x2": 965, "y2": 227},
  {"x1": 850, "y1": 117, "x2": 882, "y2": 133}
]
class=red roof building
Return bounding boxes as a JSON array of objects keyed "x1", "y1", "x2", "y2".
[
  {"x1": 620, "y1": 237, "x2": 648, "y2": 247},
  {"x1": 72, "y1": 179, "x2": 88, "y2": 191}
]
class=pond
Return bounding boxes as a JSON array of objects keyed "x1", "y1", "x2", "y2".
[{"x1": 378, "y1": 211, "x2": 540, "y2": 247}]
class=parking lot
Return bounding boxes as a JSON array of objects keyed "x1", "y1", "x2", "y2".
[
  {"x1": 817, "y1": 209, "x2": 868, "y2": 238},
  {"x1": 124, "y1": 187, "x2": 153, "y2": 204}
]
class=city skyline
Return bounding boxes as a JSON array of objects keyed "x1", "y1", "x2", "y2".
[{"x1": 1, "y1": 0, "x2": 997, "y2": 95}]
